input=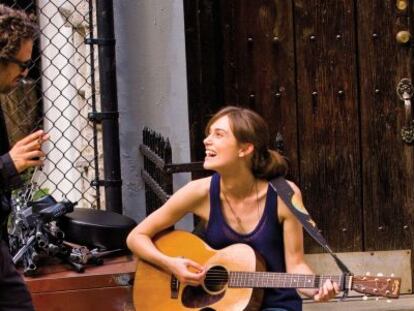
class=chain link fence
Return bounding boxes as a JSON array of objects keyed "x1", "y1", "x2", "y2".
[{"x1": 2, "y1": 0, "x2": 103, "y2": 209}]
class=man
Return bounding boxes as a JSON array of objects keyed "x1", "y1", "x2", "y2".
[{"x1": 0, "y1": 5, "x2": 48, "y2": 311}]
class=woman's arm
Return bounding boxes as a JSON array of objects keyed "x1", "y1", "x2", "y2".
[
  {"x1": 126, "y1": 177, "x2": 210, "y2": 285},
  {"x1": 279, "y1": 181, "x2": 339, "y2": 301}
]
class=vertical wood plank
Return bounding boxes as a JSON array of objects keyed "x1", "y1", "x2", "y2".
[
  {"x1": 357, "y1": 1, "x2": 413, "y2": 252},
  {"x1": 185, "y1": 1, "x2": 299, "y2": 178},
  {"x1": 294, "y1": 0, "x2": 362, "y2": 252},
  {"x1": 184, "y1": 0, "x2": 224, "y2": 162},
  {"x1": 220, "y1": 0, "x2": 299, "y2": 179}
]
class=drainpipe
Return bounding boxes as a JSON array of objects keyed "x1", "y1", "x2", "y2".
[{"x1": 93, "y1": 0, "x2": 122, "y2": 213}]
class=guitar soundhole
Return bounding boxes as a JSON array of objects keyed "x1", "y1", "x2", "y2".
[{"x1": 205, "y1": 265, "x2": 228, "y2": 293}]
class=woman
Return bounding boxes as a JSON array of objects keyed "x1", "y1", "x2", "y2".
[{"x1": 127, "y1": 106, "x2": 339, "y2": 311}]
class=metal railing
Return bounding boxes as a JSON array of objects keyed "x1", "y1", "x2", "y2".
[{"x1": 140, "y1": 127, "x2": 205, "y2": 215}]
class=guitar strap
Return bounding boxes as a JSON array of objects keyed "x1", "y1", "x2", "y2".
[{"x1": 269, "y1": 176, "x2": 351, "y2": 275}]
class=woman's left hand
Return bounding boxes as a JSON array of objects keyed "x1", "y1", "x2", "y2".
[{"x1": 313, "y1": 279, "x2": 340, "y2": 302}]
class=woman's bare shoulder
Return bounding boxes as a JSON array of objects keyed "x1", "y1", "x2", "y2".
[
  {"x1": 171, "y1": 176, "x2": 212, "y2": 218},
  {"x1": 173, "y1": 176, "x2": 212, "y2": 200},
  {"x1": 185, "y1": 176, "x2": 212, "y2": 196}
]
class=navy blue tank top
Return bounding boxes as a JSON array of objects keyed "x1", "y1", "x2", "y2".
[{"x1": 201, "y1": 173, "x2": 302, "y2": 311}]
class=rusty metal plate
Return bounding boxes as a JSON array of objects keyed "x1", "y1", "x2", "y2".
[
  {"x1": 25, "y1": 255, "x2": 136, "y2": 293},
  {"x1": 304, "y1": 250, "x2": 411, "y2": 295}
]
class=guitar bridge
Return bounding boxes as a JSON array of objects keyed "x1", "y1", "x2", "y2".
[{"x1": 170, "y1": 274, "x2": 180, "y2": 299}]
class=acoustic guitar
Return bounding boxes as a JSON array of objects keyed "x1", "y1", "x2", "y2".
[{"x1": 133, "y1": 230, "x2": 401, "y2": 311}]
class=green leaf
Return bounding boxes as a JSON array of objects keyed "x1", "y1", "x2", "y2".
[{"x1": 32, "y1": 188, "x2": 49, "y2": 201}]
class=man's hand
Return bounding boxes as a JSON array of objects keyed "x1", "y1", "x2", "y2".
[{"x1": 9, "y1": 130, "x2": 49, "y2": 173}]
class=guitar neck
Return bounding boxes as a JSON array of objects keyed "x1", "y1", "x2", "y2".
[{"x1": 229, "y1": 272, "x2": 348, "y2": 289}]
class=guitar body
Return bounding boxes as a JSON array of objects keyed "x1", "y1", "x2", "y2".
[
  {"x1": 133, "y1": 230, "x2": 265, "y2": 311},
  {"x1": 133, "y1": 230, "x2": 402, "y2": 310}
]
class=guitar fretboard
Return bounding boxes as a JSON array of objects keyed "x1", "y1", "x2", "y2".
[{"x1": 229, "y1": 272, "x2": 349, "y2": 289}]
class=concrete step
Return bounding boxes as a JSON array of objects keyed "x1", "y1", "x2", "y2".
[{"x1": 303, "y1": 295, "x2": 414, "y2": 311}]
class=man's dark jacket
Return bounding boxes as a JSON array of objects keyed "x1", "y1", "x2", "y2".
[{"x1": 0, "y1": 105, "x2": 21, "y2": 241}]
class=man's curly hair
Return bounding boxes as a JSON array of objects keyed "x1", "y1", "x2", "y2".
[{"x1": 0, "y1": 5, "x2": 38, "y2": 60}]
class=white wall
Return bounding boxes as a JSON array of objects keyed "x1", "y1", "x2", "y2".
[{"x1": 114, "y1": 0, "x2": 192, "y2": 229}]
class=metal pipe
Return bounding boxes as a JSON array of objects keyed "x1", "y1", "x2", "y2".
[
  {"x1": 95, "y1": 0, "x2": 122, "y2": 213},
  {"x1": 88, "y1": 0, "x2": 101, "y2": 210}
]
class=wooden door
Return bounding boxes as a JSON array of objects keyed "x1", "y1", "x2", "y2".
[
  {"x1": 357, "y1": 1, "x2": 413, "y2": 252},
  {"x1": 183, "y1": 0, "x2": 414, "y2": 257}
]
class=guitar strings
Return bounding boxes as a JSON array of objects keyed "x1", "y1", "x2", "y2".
[
  {"x1": 203, "y1": 269, "x2": 391, "y2": 281},
  {"x1": 202, "y1": 268, "x2": 392, "y2": 288}
]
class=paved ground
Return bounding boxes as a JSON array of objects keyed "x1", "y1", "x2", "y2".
[{"x1": 304, "y1": 294, "x2": 414, "y2": 311}]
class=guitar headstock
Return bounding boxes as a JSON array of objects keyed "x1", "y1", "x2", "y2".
[{"x1": 352, "y1": 274, "x2": 401, "y2": 298}]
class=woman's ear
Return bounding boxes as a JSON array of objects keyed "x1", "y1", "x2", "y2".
[{"x1": 238, "y1": 143, "x2": 254, "y2": 157}]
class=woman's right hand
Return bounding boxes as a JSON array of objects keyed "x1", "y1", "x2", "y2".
[{"x1": 166, "y1": 256, "x2": 206, "y2": 286}]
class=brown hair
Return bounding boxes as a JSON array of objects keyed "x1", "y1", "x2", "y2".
[
  {"x1": 205, "y1": 106, "x2": 288, "y2": 179},
  {"x1": 0, "y1": 5, "x2": 38, "y2": 60}
]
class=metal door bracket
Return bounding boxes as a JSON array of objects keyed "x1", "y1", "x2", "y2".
[{"x1": 397, "y1": 78, "x2": 414, "y2": 144}]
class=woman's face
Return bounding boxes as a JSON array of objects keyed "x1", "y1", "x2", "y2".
[{"x1": 203, "y1": 115, "x2": 241, "y2": 171}]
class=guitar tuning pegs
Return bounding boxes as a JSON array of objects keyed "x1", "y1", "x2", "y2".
[
  {"x1": 375, "y1": 297, "x2": 380, "y2": 301},
  {"x1": 390, "y1": 273, "x2": 395, "y2": 277},
  {"x1": 377, "y1": 272, "x2": 384, "y2": 277},
  {"x1": 365, "y1": 272, "x2": 371, "y2": 276},
  {"x1": 386, "y1": 299, "x2": 392, "y2": 303},
  {"x1": 362, "y1": 295, "x2": 368, "y2": 301}
]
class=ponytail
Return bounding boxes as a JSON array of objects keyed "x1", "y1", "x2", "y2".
[{"x1": 252, "y1": 149, "x2": 288, "y2": 180}]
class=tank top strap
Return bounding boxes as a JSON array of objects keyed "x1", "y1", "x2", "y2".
[
  {"x1": 208, "y1": 173, "x2": 223, "y2": 222},
  {"x1": 263, "y1": 181, "x2": 278, "y2": 220}
]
